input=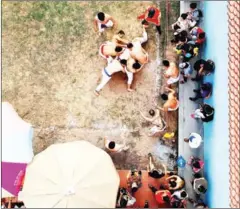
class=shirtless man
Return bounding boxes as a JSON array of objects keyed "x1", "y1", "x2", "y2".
[
  {"x1": 127, "y1": 26, "x2": 149, "y2": 64},
  {"x1": 95, "y1": 58, "x2": 128, "y2": 96},
  {"x1": 99, "y1": 42, "x2": 124, "y2": 59},
  {"x1": 104, "y1": 138, "x2": 129, "y2": 153},
  {"x1": 158, "y1": 87, "x2": 179, "y2": 111},
  {"x1": 162, "y1": 60, "x2": 180, "y2": 85},
  {"x1": 112, "y1": 30, "x2": 129, "y2": 47},
  {"x1": 94, "y1": 12, "x2": 116, "y2": 35}
]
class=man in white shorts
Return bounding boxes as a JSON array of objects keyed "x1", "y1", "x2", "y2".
[{"x1": 94, "y1": 12, "x2": 116, "y2": 35}]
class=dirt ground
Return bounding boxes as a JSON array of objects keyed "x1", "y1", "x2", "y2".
[{"x1": 2, "y1": 1, "x2": 179, "y2": 170}]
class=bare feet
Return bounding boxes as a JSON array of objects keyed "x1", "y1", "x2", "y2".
[
  {"x1": 94, "y1": 90, "x2": 100, "y2": 96},
  {"x1": 127, "y1": 88, "x2": 134, "y2": 92}
]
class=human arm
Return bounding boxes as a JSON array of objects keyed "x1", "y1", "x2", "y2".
[
  {"x1": 109, "y1": 16, "x2": 117, "y2": 28},
  {"x1": 165, "y1": 86, "x2": 175, "y2": 94}
]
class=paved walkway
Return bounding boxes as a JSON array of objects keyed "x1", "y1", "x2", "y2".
[{"x1": 178, "y1": 1, "x2": 205, "y2": 207}]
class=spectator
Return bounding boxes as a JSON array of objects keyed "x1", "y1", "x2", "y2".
[
  {"x1": 189, "y1": 26, "x2": 206, "y2": 46},
  {"x1": 172, "y1": 189, "x2": 188, "y2": 200},
  {"x1": 192, "y1": 59, "x2": 215, "y2": 81},
  {"x1": 104, "y1": 138, "x2": 129, "y2": 153},
  {"x1": 171, "y1": 30, "x2": 188, "y2": 44},
  {"x1": 137, "y1": 6, "x2": 162, "y2": 34},
  {"x1": 192, "y1": 175, "x2": 208, "y2": 196},
  {"x1": 175, "y1": 42, "x2": 199, "y2": 62},
  {"x1": 171, "y1": 13, "x2": 196, "y2": 32},
  {"x1": 170, "y1": 195, "x2": 185, "y2": 208},
  {"x1": 184, "y1": 132, "x2": 203, "y2": 149},
  {"x1": 116, "y1": 187, "x2": 136, "y2": 208},
  {"x1": 188, "y1": 198, "x2": 208, "y2": 208},
  {"x1": 126, "y1": 169, "x2": 142, "y2": 194},
  {"x1": 162, "y1": 60, "x2": 180, "y2": 85},
  {"x1": 187, "y1": 3, "x2": 203, "y2": 25},
  {"x1": 191, "y1": 103, "x2": 215, "y2": 122},
  {"x1": 163, "y1": 175, "x2": 185, "y2": 191},
  {"x1": 187, "y1": 156, "x2": 204, "y2": 173},
  {"x1": 189, "y1": 82, "x2": 212, "y2": 101},
  {"x1": 148, "y1": 185, "x2": 171, "y2": 205},
  {"x1": 179, "y1": 62, "x2": 193, "y2": 83}
]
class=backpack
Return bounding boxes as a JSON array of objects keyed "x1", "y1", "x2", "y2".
[{"x1": 197, "y1": 9, "x2": 203, "y2": 18}]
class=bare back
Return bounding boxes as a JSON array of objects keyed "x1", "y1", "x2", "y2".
[{"x1": 130, "y1": 41, "x2": 148, "y2": 64}]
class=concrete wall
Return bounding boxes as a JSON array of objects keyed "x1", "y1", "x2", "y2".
[{"x1": 202, "y1": 1, "x2": 230, "y2": 208}]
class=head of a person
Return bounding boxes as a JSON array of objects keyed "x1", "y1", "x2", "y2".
[
  {"x1": 115, "y1": 46, "x2": 123, "y2": 53},
  {"x1": 97, "y1": 12, "x2": 105, "y2": 21},
  {"x1": 180, "y1": 191, "x2": 187, "y2": 198},
  {"x1": 132, "y1": 62, "x2": 141, "y2": 70},
  {"x1": 162, "y1": 195, "x2": 170, "y2": 203},
  {"x1": 149, "y1": 109, "x2": 155, "y2": 116},
  {"x1": 173, "y1": 24, "x2": 181, "y2": 31},
  {"x1": 127, "y1": 43, "x2": 134, "y2": 50},
  {"x1": 193, "y1": 161, "x2": 201, "y2": 169},
  {"x1": 190, "y1": 2, "x2": 197, "y2": 10},
  {"x1": 131, "y1": 182, "x2": 138, "y2": 193},
  {"x1": 148, "y1": 8, "x2": 156, "y2": 18},
  {"x1": 161, "y1": 93, "x2": 168, "y2": 101},
  {"x1": 171, "y1": 200, "x2": 181, "y2": 208},
  {"x1": 199, "y1": 32, "x2": 206, "y2": 39},
  {"x1": 108, "y1": 141, "x2": 115, "y2": 149},
  {"x1": 162, "y1": 60, "x2": 170, "y2": 69},
  {"x1": 118, "y1": 30, "x2": 125, "y2": 38},
  {"x1": 179, "y1": 36, "x2": 187, "y2": 43},
  {"x1": 120, "y1": 198, "x2": 128, "y2": 208},
  {"x1": 198, "y1": 185, "x2": 207, "y2": 193},
  {"x1": 120, "y1": 59, "x2": 127, "y2": 66},
  {"x1": 204, "y1": 105, "x2": 213, "y2": 115},
  {"x1": 169, "y1": 180, "x2": 177, "y2": 188},
  {"x1": 181, "y1": 13, "x2": 188, "y2": 20}
]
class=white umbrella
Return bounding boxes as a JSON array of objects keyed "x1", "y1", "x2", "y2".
[
  {"x1": 19, "y1": 141, "x2": 120, "y2": 208},
  {"x1": 2, "y1": 102, "x2": 34, "y2": 198}
]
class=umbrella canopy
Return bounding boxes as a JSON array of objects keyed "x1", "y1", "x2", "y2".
[
  {"x1": 2, "y1": 102, "x2": 34, "y2": 198},
  {"x1": 19, "y1": 141, "x2": 120, "y2": 208}
]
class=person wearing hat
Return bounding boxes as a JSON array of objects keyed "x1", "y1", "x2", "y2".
[
  {"x1": 163, "y1": 175, "x2": 185, "y2": 191},
  {"x1": 187, "y1": 156, "x2": 204, "y2": 173},
  {"x1": 192, "y1": 176, "x2": 208, "y2": 196},
  {"x1": 137, "y1": 6, "x2": 162, "y2": 34},
  {"x1": 191, "y1": 103, "x2": 215, "y2": 122},
  {"x1": 179, "y1": 62, "x2": 193, "y2": 83},
  {"x1": 184, "y1": 132, "x2": 203, "y2": 149}
]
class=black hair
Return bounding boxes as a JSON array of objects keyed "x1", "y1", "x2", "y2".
[
  {"x1": 180, "y1": 30, "x2": 188, "y2": 37},
  {"x1": 149, "y1": 109, "x2": 155, "y2": 116},
  {"x1": 193, "y1": 161, "x2": 201, "y2": 169},
  {"x1": 173, "y1": 24, "x2": 181, "y2": 31},
  {"x1": 163, "y1": 196, "x2": 170, "y2": 203},
  {"x1": 115, "y1": 46, "x2": 123, "y2": 52},
  {"x1": 180, "y1": 191, "x2": 187, "y2": 198},
  {"x1": 172, "y1": 200, "x2": 181, "y2": 208},
  {"x1": 127, "y1": 43, "x2": 133, "y2": 49},
  {"x1": 118, "y1": 30, "x2": 125, "y2": 35},
  {"x1": 169, "y1": 181, "x2": 177, "y2": 188},
  {"x1": 199, "y1": 32, "x2": 205, "y2": 39},
  {"x1": 161, "y1": 93, "x2": 168, "y2": 101},
  {"x1": 190, "y1": 3, "x2": 197, "y2": 9},
  {"x1": 179, "y1": 36, "x2": 187, "y2": 43},
  {"x1": 181, "y1": 13, "x2": 188, "y2": 20},
  {"x1": 148, "y1": 8, "x2": 156, "y2": 18},
  {"x1": 162, "y1": 60, "x2": 170, "y2": 67},
  {"x1": 120, "y1": 59, "x2": 127, "y2": 66},
  {"x1": 131, "y1": 186, "x2": 138, "y2": 193},
  {"x1": 97, "y1": 12, "x2": 105, "y2": 21},
  {"x1": 133, "y1": 62, "x2": 141, "y2": 70},
  {"x1": 142, "y1": 19, "x2": 149, "y2": 25},
  {"x1": 109, "y1": 141, "x2": 115, "y2": 149},
  {"x1": 198, "y1": 185, "x2": 207, "y2": 193},
  {"x1": 203, "y1": 105, "x2": 214, "y2": 114}
]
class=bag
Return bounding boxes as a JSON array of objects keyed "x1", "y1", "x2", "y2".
[{"x1": 197, "y1": 9, "x2": 203, "y2": 18}]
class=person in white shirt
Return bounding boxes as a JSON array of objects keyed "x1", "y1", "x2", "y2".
[
  {"x1": 184, "y1": 132, "x2": 203, "y2": 149},
  {"x1": 94, "y1": 12, "x2": 116, "y2": 35},
  {"x1": 104, "y1": 138, "x2": 129, "y2": 153}
]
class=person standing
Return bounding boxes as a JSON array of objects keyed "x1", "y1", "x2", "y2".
[
  {"x1": 184, "y1": 133, "x2": 203, "y2": 149},
  {"x1": 137, "y1": 6, "x2": 162, "y2": 34}
]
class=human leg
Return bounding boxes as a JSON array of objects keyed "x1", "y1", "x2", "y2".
[
  {"x1": 95, "y1": 69, "x2": 112, "y2": 93},
  {"x1": 189, "y1": 91, "x2": 202, "y2": 101},
  {"x1": 125, "y1": 70, "x2": 134, "y2": 91},
  {"x1": 148, "y1": 153, "x2": 155, "y2": 171},
  {"x1": 156, "y1": 25, "x2": 161, "y2": 34},
  {"x1": 139, "y1": 29, "x2": 148, "y2": 44}
]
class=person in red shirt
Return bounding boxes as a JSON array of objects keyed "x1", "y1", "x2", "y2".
[
  {"x1": 148, "y1": 184, "x2": 171, "y2": 205},
  {"x1": 189, "y1": 26, "x2": 206, "y2": 46},
  {"x1": 137, "y1": 6, "x2": 162, "y2": 34}
]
